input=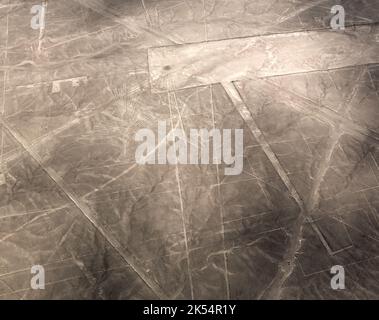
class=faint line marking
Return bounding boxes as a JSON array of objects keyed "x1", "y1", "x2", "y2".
[
  {"x1": 167, "y1": 81, "x2": 194, "y2": 299},
  {"x1": 222, "y1": 82, "x2": 333, "y2": 298},
  {"x1": 209, "y1": 84, "x2": 230, "y2": 299},
  {"x1": 0, "y1": 116, "x2": 168, "y2": 299}
]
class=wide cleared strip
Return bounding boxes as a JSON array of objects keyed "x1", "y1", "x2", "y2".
[{"x1": 148, "y1": 25, "x2": 379, "y2": 92}]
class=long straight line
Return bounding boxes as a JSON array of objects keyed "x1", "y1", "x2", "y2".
[
  {"x1": 0, "y1": 116, "x2": 168, "y2": 299},
  {"x1": 0, "y1": 0, "x2": 10, "y2": 178},
  {"x1": 209, "y1": 84, "x2": 230, "y2": 299},
  {"x1": 167, "y1": 87, "x2": 194, "y2": 299},
  {"x1": 222, "y1": 82, "x2": 334, "y2": 298}
]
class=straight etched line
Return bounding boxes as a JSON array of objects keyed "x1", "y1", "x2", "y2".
[
  {"x1": 264, "y1": 77, "x2": 379, "y2": 145},
  {"x1": 37, "y1": 1, "x2": 47, "y2": 53},
  {"x1": 209, "y1": 84, "x2": 230, "y2": 299},
  {"x1": 0, "y1": 116, "x2": 167, "y2": 299},
  {"x1": 73, "y1": 0, "x2": 180, "y2": 45},
  {"x1": 222, "y1": 82, "x2": 333, "y2": 298},
  {"x1": 167, "y1": 87, "x2": 194, "y2": 299},
  {"x1": 222, "y1": 82, "x2": 304, "y2": 207},
  {"x1": 0, "y1": 0, "x2": 10, "y2": 181}
]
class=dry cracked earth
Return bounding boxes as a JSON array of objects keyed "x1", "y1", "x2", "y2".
[{"x1": 0, "y1": 0, "x2": 379, "y2": 300}]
